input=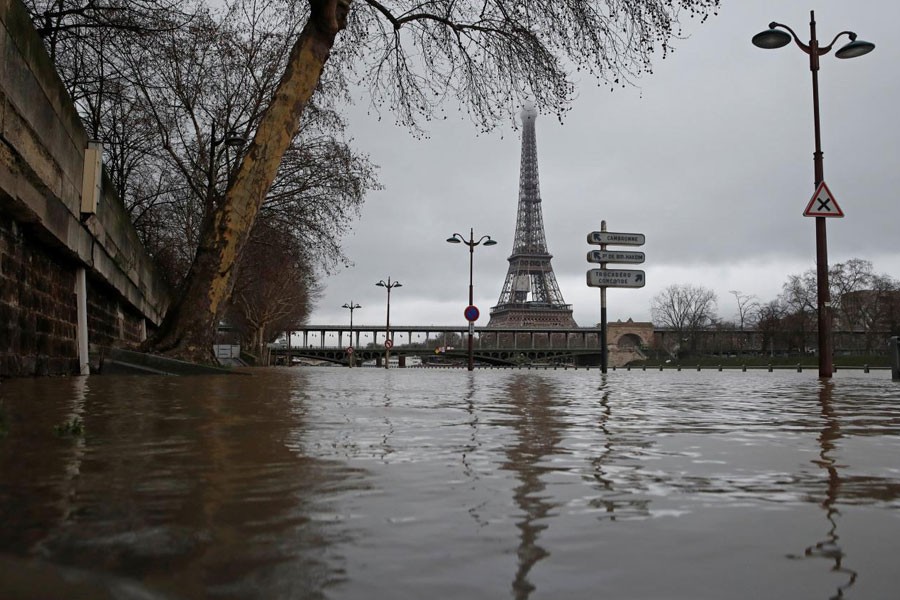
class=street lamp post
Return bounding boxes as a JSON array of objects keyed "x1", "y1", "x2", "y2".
[
  {"x1": 752, "y1": 11, "x2": 874, "y2": 378},
  {"x1": 376, "y1": 278, "x2": 401, "y2": 368},
  {"x1": 447, "y1": 228, "x2": 497, "y2": 371},
  {"x1": 342, "y1": 302, "x2": 361, "y2": 367},
  {"x1": 207, "y1": 122, "x2": 246, "y2": 204}
]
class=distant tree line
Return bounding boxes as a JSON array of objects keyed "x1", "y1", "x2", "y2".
[{"x1": 650, "y1": 258, "x2": 900, "y2": 359}]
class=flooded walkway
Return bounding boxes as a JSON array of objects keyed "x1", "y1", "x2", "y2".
[{"x1": 1, "y1": 369, "x2": 899, "y2": 598}]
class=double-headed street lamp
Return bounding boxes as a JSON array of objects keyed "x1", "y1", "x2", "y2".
[
  {"x1": 752, "y1": 11, "x2": 874, "y2": 378},
  {"x1": 342, "y1": 302, "x2": 361, "y2": 367},
  {"x1": 376, "y1": 278, "x2": 401, "y2": 368},
  {"x1": 447, "y1": 228, "x2": 497, "y2": 371}
]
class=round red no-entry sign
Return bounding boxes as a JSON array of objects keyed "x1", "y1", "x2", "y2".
[
  {"x1": 464, "y1": 305, "x2": 480, "y2": 322},
  {"x1": 384, "y1": 339, "x2": 394, "y2": 349},
  {"x1": 346, "y1": 346, "x2": 354, "y2": 354}
]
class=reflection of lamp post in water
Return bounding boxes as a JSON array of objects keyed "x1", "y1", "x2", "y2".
[
  {"x1": 752, "y1": 12, "x2": 874, "y2": 378},
  {"x1": 342, "y1": 302, "x2": 361, "y2": 367},
  {"x1": 787, "y1": 381, "x2": 856, "y2": 596},
  {"x1": 447, "y1": 228, "x2": 497, "y2": 371},
  {"x1": 376, "y1": 278, "x2": 401, "y2": 368}
]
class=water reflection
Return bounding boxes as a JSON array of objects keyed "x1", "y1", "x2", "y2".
[
  {"x1": 3, "y1": 370, "x2": 900, "y2": 599},
  {"x1": 498, "y1": 374, "x2": 566, "y2": 599},
  {"x1": 788, "y1": 381, "x2": 857, "y2": 599},
  {"x1": 0, "y1": 372, "x2": 366, "y2": 599}
]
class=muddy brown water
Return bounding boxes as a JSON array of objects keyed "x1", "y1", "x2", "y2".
[{"x1": 1, "y1": 368, "x2": 899, "y2": 599}]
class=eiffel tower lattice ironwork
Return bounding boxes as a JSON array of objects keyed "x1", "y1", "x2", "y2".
[{"x1": 488, "y1": 103, "x2": 576, "y2": 328}]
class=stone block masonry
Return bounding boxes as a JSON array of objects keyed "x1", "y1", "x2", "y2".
[
  {"x1": 0, "y1": 0, "x2": 170, "y2": 376},
  {"x1": 0, "y1": 213, "x2": 77, "y2": 375}
]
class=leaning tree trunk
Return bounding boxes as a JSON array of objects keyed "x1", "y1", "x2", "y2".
[{"x1": 145, "y1": 1, "x2": 351, "y2": 363}]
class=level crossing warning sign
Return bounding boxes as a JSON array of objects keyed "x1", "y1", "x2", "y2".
[{"x1": 803, "y1": 181, "x2": 844, "y2": 217}]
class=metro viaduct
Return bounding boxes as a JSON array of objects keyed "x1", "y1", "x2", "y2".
[{"x1": 269, "y1": 325, "x2": 638, "y2": 367}]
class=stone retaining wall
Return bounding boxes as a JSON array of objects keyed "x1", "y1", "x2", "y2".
[{"x1": 0, "y1": 0, "x2": 169, "y2": 376}]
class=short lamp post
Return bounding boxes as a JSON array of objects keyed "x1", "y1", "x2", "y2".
[
  {"x1": 752, "y1": 11, "x2": 874, "y2": 378},
  {"x1": 342, "y1": 302, "x2": 361, "y2": 367},
  {"x1": 376, "y1": 278, "x2": 401, "y2": 368},
  {"x1": 447, "y1": 228, "x2": 497, "y2": 371}
]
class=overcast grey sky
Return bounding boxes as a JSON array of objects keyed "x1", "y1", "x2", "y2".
[{"x1": 308, "y1": 0, "x2": 900, "y2": 331}]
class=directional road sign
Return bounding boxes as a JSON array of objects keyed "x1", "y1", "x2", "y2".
[
  {"x1": 587, "y1": 231, "x2": 645, "y2": 246},
  {"x1": 586, "y1": 269, "x2": 646, "y2": 288},
  {"x1": 587, "y1": 250, "x2": 645, "y2": 264},
  {"x1": 803, "y1": 181, "x2": 844, "y2": 217}
]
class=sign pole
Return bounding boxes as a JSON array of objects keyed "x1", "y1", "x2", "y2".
[
  {"x1": 600, "y1": 220, "x2": 608, "y2": 374},
  {"x1": 586, "y1": 224, "x2": 645, "y2": 374}
]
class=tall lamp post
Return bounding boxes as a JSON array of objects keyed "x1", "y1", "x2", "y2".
[
  {"x1": 342, "y1": 302, "x2": 361, "y2": 367},
  {"x1": 752, "y1": 11, "x2": 874, "y2": 378},
  {"x1": 376, "y1": 278, "x2": 401, "y2": 368},
  {"x1": 447, "y1": 228, "x2": 497, "y2": 371}
]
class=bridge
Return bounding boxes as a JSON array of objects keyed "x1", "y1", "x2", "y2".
[{"x1": 269, "y1": 323, "x2": 654, "y2": 367}]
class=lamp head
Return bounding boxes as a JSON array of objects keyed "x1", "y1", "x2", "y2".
[
  {"x1": 446, "y1": 236, "x2": 461, "y2": 244},
  {"x1": 376, "y1": 281, "x2": 385, "y2": 288},
  {"x1": 394, "y1": 282, "x2": 402, "y2": 288},
  {"x1": 483, "y1": 238, "x2": 498, "y2": 246},
  {"x1": 752, "y1": 27, "x2": 791, "y2": 49},
  {"x1": 835, "y1": 36, "x2": 875, "y2": 59},
  {"x1": 223, "y1": 131, "x2": 247, "y2": 148}
]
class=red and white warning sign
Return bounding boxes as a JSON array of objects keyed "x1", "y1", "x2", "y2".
[{"x1": 803, "y1": 181, "x2": 844, "y2": 217}]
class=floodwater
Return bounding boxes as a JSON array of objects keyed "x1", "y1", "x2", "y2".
[{"x1": 1, "y1": 368, "x2": 899, "y2": 599}]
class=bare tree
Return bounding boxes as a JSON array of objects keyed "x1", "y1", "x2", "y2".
[
  {"x1": 756, "y1": 299, "x2": 786, "y2": 357},
  {"x1": 651, "y1": 283, "x2": 717, "y2": 357},
  {"x1": 829, "y1": 258, "x2": 874, "y2": 331},
  {"x1": 28, "y1": 0, "x2": 722, "y2": 362},
  {"x1": 779, "y1": 270, "x2": 817, "y2": 353},
  {"x1": 227, "y1": 220, "x2": 319, "y2": 361},
  {"x1": 729, "y1": 290, "x2": 759, "y2": 330}
]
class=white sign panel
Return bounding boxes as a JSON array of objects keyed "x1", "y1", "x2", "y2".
[
  {"x1": 586, "y1": 269, "x2": 646, "y2": 288},
  {"x1": 587, "y1": 231, "x2": 645, "y2": 246},
  {"x1": 587, "y1": 250, "x2": 645, "y2": 264}
]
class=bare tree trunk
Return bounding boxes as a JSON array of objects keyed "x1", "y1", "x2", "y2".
[{"x1": 145, "y1": 1, "x2": 350, "y2": 363}]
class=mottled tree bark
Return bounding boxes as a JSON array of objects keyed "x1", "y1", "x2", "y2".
[{"x1": 146, "y1": 0, "x2": 351, "y2": 362}]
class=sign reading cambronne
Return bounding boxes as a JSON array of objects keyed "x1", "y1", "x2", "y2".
[{"x1": 587, "y1": 231, "x2": 645, "y2": 246}]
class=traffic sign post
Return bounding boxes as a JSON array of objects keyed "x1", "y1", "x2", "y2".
[
  {"x1": 587, "y1": 221, "x2": 646, "y2": 373},
  {"x1": 384, "y1": 339, "x2": 394, "y2": 349}
]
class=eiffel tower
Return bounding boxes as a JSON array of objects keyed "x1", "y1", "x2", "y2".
[{"x1": 488, "y1": 103, "x2": 576, "y2": 328}]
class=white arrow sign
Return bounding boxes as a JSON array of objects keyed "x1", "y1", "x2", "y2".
[
  {"x1": 586, "y1": 269, "x2": 646, "y2": 288},
  {"x1": 587, "y1": 231, "x2": 645, "y2": 246},
  {"x1": 587, "y1": 250, "x2": 645, "y2": 264}
]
